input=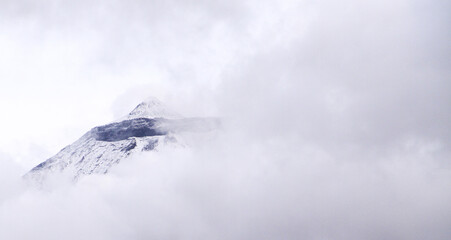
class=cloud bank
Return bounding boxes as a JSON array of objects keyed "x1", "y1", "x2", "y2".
[{"x1": 0, "y1": 0, "x2": 450, "y2": 239}]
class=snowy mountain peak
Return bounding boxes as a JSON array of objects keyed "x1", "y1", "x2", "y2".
[
  {"x1": 126, "y1": 97, "x2": 182, "y2": 120},
  {"x1": 24, "y1": 97, "x2": 219, "y2": 185}
]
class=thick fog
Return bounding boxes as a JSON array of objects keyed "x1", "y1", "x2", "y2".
[{"x1": 0, "y1": 0, "x2": 450, "y2": 239}]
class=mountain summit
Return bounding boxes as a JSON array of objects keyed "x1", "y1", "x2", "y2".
[
  {"x1": 125, "y1": 97, "x2": 182, "y2": 120},
  {"x1": 24, "y1": 97, "x2": 219, "y2": 184}
]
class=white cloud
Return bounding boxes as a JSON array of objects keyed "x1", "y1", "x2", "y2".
[{"x1": 0, "y1": 0, "x2": 450, "y2": 239}]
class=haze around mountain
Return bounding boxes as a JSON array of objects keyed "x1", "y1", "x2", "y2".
[{"x1": 0, "y1": 0, "x2": 450, "y2": 240}]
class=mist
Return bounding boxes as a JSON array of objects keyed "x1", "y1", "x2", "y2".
[{"x1": 0, "y1": 0, "x2": 450, "y2": 239}]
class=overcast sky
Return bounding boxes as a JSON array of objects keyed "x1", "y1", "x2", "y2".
[{"x1": 0, "y1": 0, "x2": 450, "y2": 239}]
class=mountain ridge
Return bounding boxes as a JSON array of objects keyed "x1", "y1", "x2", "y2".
[{"x1": 24, "y1": 97, "x2": 219, "y2": 184}]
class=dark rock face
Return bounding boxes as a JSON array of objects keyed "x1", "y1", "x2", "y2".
[
  {"x1": 122, "y1": 139, "x2": 137, "y2": 153},
  {"x1": 143, "y1": 139, "x2": 158, "y2": 151},
  {"x1": 93, "y1": 118, "x2": 167, "y2": 142}
]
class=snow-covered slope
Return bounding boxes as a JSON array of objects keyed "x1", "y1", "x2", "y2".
[{"x1": 24, "y1": 98, "x2": 219, "y2": 184}]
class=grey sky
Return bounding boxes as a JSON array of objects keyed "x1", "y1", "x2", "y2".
[{"x1": 0, "y1": 0, "x2": 450, "y2": 239}]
